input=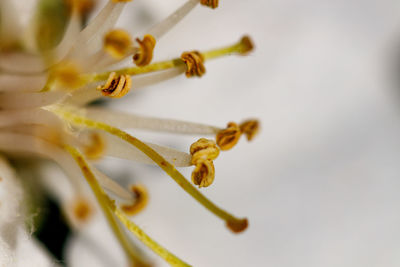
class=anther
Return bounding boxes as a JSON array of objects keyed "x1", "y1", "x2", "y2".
[
  {"x1": 200, "y1": 0, "x2": 219, "y2": 9},
  {"x1": 65, "y1": 0, "x2": 96, "y2": 15},
  {"x1": 190, "y1": 138, "x2": 219, "y2": 188},
  {"x1": 133, "y1": 35, "x2": 156, "y2": 67},
  {"x1": 190, "y1": 138, "x2": 219, "y2": 164},
  {"x1": 226, "y1": 218, "x2": 248, "y2": 233},
  {"x1": 238, "y1": 35, "x2": 255, "y2": 55},
  {"x1": 52, "y1": 61, "x2": 84, "y2": 89},
  {"x1": 239, "y1": 119, "x2": 260, "y2": 141},
  {"x1": 181, "y1": 51, "x2": 206, "y2": 78},
  {"x1": 216, "y1": 122, "x2": 241, "y2": 151},
  {"x1": 84, "y1": 132, "x2": 106, "y2": 159},
  {"x1": 97, "y1": 72, "x2": 132, "y2": 98},
  {"x1": 191, "y1": 159, "x2": 215, "y2": 188},
  {"x1": 121, "y1": 185, "x2": 149, "y2": 216},
  {"x1": 71, "y1": 197, "x2": 93, "y2": 224},
  {"x1": 104, "y1": 29, "x2": 133, "y2": 59}
]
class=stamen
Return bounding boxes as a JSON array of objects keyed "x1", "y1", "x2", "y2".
[
  {"x1": 121, "y1": 185, "x2": 149, "y2": 216},
  {"x1": 180, "y1": 51, "x2": 206, "y2": 78},
  {"x1": 190, "y1": 138, "x2": 219, "y2": 187},
  {"x1": 216, "y1": 122, "x2": 241, "y2": 151},
  {"x1": 65, "y1": 145, "x2": 190, "y2": 267},
  {"x1": 200, "y1": 0, "x2": 219, "y2": 9},
  {"x1": 133, "y1": 35, "x2": 156, "y2": 67},
  {"x1": 64, "y1": 145, "x2": 151, "y2": 267},
  {"x1": 104, "y1": 29, "x2": 133, "y2": 59},
  {"x1": 84, "y1": 132, "x2": 106, "y2": 159},
  {"x1": 239, "y1": 119, "x2": 260, "y2": 141},
  {"x1": 53, "y1": 108, "x2": 249, "y2": 233},
  {"x1": 84, "y1": 107, "x2": 220, "y2": 135},
  {"x1": 90, "y1": 35, "x2": 255, "y2": 84},
  {"x1": 96, "y1": 72, "x2": 132, "y2": 98}
]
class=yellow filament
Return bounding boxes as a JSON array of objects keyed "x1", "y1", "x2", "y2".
[
  {"x1": 89, "y1": 35, "x2": 254, "y2": 83},
  {"x1": 64, "y1": 145, "x2": 150, "y2": 267},
  {"x1": 65, "y1": 145, "x2": 190, "y2": 267},
  {"x1": 54, "y1": 108, "x2": 248, "y2": 233}
]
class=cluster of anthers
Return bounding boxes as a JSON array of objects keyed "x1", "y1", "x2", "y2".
[{"x1": 0, "y1": 0, "x2": 259, "y2": 266}]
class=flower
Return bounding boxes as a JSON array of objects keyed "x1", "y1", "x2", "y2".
[{"x1": 0, "y1": 0, "x2": 259, "y2": 266}]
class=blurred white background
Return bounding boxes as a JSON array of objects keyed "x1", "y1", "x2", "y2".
[{"x1": 66, "y1": 0, "x2": 400, "y2": 266}]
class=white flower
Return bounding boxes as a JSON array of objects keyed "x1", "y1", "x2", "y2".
[{"x1": 0, "y1": 0, "x2": 259, "y2": 266}]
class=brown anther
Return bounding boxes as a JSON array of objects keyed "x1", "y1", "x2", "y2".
[
  {"x1": 226, "y1": 218, "x2": 248, "y2": 233},
  {"x1": 200, "y1": 0, "x2": 219, "y2": 9},
  {"x1": 97, "y1": 72, "x2": 132, "y2": 98},
  {"x1": 191, "y1": 159, "x2": 215, "y2": 188},
  {"x1": 181, "y1": 51, "x2": 206, "y2": 78},
  {"x1": 72, "y1": 198, "x2": 93, "y2": 223},
  {"x1": 216, "y1": 122, "x2": 242, "y2": 151},
  {"x1": 104, "y1": 29, "x2": 133, "y2": 59},
  {"x1": 239, "y1": 119, "x2": 260, "y2": 141},
  {"x1": 84, "y1": 132, "x2": 106, "y2": 159},
  {"x1": 133, "y1": 34, "x2": 156, "y2": 67},
  {"x1": 121, "y1": 185, "x2": 149, "y2": 216},
  {"x1": 238, "y1": 35, "x2": 255, "y2": 55},
  {"x1": 190, "y1": 138, "x2": 219, "y2": 164}
]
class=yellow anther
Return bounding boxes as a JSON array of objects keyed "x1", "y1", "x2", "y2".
[
  {"x1": 133, "y1": 35, "x2": 156, "y2": 67},
  {"x1": 239, "y1": 119, "x2": 260, "y2": 141},
  {"x1": 216, "y1": 122, "x2": 241, "y2": 151},
  {"x1": 180, "y1": 51, "x2": 206, "y2": 78},
  {"x1": 238, "y1": 35, "x2": 255, "y2": 55},
  {"x1": 121, "y1": 185, "x2": 149, "y2": 216},
  {"x1": 191, "y1": 159, "x2": 215, "y2": 188},
  {"x1": 200, "y1": 0, "x2": 219, "y2": 9},
  {"x1": 51, "y1": 61, "x2": 84, "y2": 89},
  {"x1": 226, "y1": 218, "x2": 248, "y2": 233},
  {"x1": 190, "y1": 138, "x2": 219, "y2": 164},
  {"x1": 104, "y1": 29, "x2": 133, "y2": 59},
  {"x1": 65, "y1": 0, "x2": 96, "y2": 15},
  {"x1": 97, "y1": 72, "x2": 132, "y2": 98},
  {"x1": 71, "y1": 197, "x2": 93, "y2": 223},
  {"x1": 84, "y1": 132, "x2": 106, "y2": 159},
  {"x1": 190, "y1": 138, "x2": 219, "y2": 188}
]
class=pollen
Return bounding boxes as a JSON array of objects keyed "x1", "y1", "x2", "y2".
[
  {"x1": 121, "y1": 185, "x2": 149, "y2": 216},
  {"x1": 97, "y1": 72, "x2": 132, "y2": 98},
  {"x1": 240, "y1": 119, "x2": 260, "y2": 141},
  {"x1": 216, "y1": 122, "x2": 242, "y2": 151},
  {"x1": 190, "y1": 138, "x2": 219, "y2": 187},
  {"x1": 181, "y1": 51, "x2": 206, "y2": 78},
  {"x1": 133, "y1": 35, "x2": 156, "y2": 67},
  {"x1": 84, "y1": 132, "x2": 106, "y2": 160},
  {"x1": 104, "y1": 29, "x2": 133, "y2": 59},
  {"x1": 200, "y1": 0, "x2": 219, "y2": 9}
]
